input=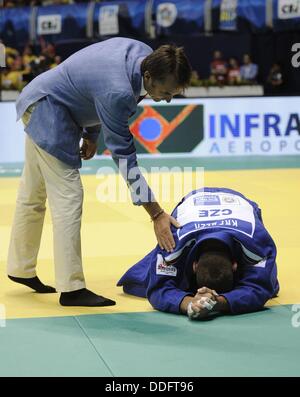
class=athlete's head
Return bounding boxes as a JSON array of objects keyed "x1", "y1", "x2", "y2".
[
  {"x1": 141, "y1": 44, "x2": 192, "y2": 102},
  {"x1": 192, "y1": 239, "x2": 238, "y2": 293}
]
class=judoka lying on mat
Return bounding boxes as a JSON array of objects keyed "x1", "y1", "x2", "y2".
[{"x1": 117, "y1": 187, "x2": 279, "y2": 320}]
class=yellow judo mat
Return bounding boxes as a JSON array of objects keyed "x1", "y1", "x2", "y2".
[
  {"x1": 0, "y1": 161, "x2": 300, "y2": 376},
  {"x1": 1, "y1": 166, "x2": 300, "y2": 318}
]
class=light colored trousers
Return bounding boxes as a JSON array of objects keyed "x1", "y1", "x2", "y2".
[{"x1": 7, "y1": 107, "x2": 86, "y2": 292}]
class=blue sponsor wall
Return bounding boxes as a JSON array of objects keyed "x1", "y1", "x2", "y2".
[
  {"x1": 153, "y1": 0, "x2": 205, "y2": 36},
  {"x1": 1, "y1": 1, "x2": 300, "y2": 48},
  {"x1": 1, "y1": 6, "x2": 31, "y2": 48},
  {"x1": 1, "y1": 1, "x2": 300, "y2": 93},
  {"x1": 273, "y1": 0, "x2": 300, "y2": 32},
  {"x1": 35, "y1": 3, "x2": 88, "y2": 43},
  {"x1": 93, "y1": 0, "x2": 147, "y2": 39}
]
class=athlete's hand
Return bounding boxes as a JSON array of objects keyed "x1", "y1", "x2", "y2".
[
  {"x1": 188, "y1": 295, "x2": 217, "y2": 320},
  {"x1": 195, "y1": 287, "x2": 219, "y2": 300},
  {"x1": 80, "y1": 138, "x2": 97, "y2": 160},
  {"x1": 153, "y1": 212, "x2": 181, "y2": 253}
]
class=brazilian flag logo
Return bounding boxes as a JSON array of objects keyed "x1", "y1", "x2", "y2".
[{"x1": 98, "y1": 104, "x2": 204, "y2": 155}]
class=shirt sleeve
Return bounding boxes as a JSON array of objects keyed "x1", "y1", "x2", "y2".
[
  {"x1": 146, "y1": 253, "x2": 192, "y2": 314},
  {"x1": 95, "y1": 92, "x2": 155, "y2": 205},
  {"x1": 249, "y1": 64, "x2": 258, "y2": 79},
  {"x1": 82, "y1": 124, "x2": 101, "y2": 143},
  {"x1": 221, "y1": 255, "x2": 279, "y2": 314},
  {"x1": 147, "y1": 276, "x2": 192, "y2": 314}
]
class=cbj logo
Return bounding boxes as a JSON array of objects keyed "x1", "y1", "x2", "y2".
[
  {"x1": 291, "y1": 43, "x2": 300, "y2": 67},
  {"x1": 282, "y1": 4, "x2": 299, "y2": 14},
  {"x1": 37, "y1": 15, "x2": 62, "y2": 35},
  {"x1": 278, "y1": 0, "x2": 300, "y2": 19}
]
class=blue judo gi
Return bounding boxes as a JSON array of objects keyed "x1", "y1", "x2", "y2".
[{"x1": 117, "y1": 188, "x2": 279, "y2": 314}]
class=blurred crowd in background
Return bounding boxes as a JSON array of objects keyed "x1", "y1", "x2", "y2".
[
  {"x1": 190, "y1": 50, "x2": 284, "y2": 95},
  {"x1": 1, "y1": 38, "x2": 61, "y2": 91},
  {"x1": 0, "y1": 40, "x2": 284, "y2": 95},
  {"x1": 0, "y1": 0, "x2": 287, "y2": 96}
]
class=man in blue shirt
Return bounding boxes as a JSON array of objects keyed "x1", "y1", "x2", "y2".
[
  {"x1": 118, "y1": 188, "x2": 279, "y2": 319},
  {"x1": 7, "y1": 38, "x2": 192, "y2": 307},
  {"x1": 240, "y1": 54, "x2": 258, "y2": 84}
]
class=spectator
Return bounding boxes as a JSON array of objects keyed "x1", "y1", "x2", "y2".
[
  {"x1": 2, "y1": 0, "x2": 24, "y2": 6},
  {"x1": 209, "y1": 50, "x2": 228, "y2": 86},
  {"x1": 22, "y1": 55, "x2": 52, "y2": 84},
  {"x1": 40, "y1": 40, "x2": 56, "y2": 62},
  {"x1": 5, "y1": 46, "x2": 20, "y2": 68},
  {"x1": 50, "y1": 55, "x2": 62, "y2": 68},
  {"x1": 1, "y1": 40, "x2": 62, "y2": 90},
  {"x1": 240, "y1": 54, "x2": 258, "y2": 84},
  {"x1": 22, "y1": 44, "x2": 37, "y2": 72},
  {"x1": 1, "y1": 55, "x2": 25, "y2": 90},
  {"x1": 40, "y1": 1, "x2": 74, "y2": 7},
  {"x1": 265, "y1": 62, "x2": 284, "y2": 95},
  {"x1": 227, "y1": 57, "x2": 241, "y2": 85},
  {"x1": 190, "y1": 70, "x2": 202, "y2": 87}
]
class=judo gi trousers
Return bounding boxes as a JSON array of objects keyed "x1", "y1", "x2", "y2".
[{"x1": 7, "y1": 107, "x2": 86, "y2": 292}]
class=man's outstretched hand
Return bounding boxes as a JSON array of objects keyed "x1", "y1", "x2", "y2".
[
  {"x1": 80, "y1": 138, "x2": 97, "y2": 160},
  {"x1": 153, "y1": 212, "x2": 181, "y2": 253},
  {"x1": 142, "y1": 202, "x2": 180, "y2": 252}
]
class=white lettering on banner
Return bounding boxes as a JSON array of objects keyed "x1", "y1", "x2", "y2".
[
  {"x1": 208, "y1": 139, "x2": 300, "y2": 155},
  {"x1": 278, "y1": 0, "x2": 300, "y2": 19},
  {"x1": 157, "y1": 3, "x2": 178, "y2": 28},
  {"x1": 176, "y1": 192, "x2": 255, "y2": 240},
  {"x1": 99, "y1": 5, "x2": 119, "y2": 36},
  {"x1": 209, "y1": 113, "x2": 300, "y2": 138},
  {"x1": 37, "y1": 15, "x2": 62, "y2": 35},
  {"x1": 193, "y1": 96, "x2": 300, "y2": 156}
]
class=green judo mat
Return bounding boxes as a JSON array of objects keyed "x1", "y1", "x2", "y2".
[{"x1": 0, "y1": 305, "x2": 299, "y2": 377}]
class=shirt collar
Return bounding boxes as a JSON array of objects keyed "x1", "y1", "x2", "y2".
[{"x1": 140, "y1": 77, "x2": 147, "y2": 96}]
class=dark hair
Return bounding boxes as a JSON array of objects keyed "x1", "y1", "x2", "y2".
[
  {"x1": 194, "y1": 240, "x2": 234, "y2": 293},
  {"x1": 195, "y1": 252, "x2": 234, "y2": 293},
  {"x1": 141, "y1": 44, "x2": 192, "y2": 88}
]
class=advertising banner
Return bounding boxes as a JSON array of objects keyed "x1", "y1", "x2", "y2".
[
  {"x1": 219, "y1": 0, "x2": 237, "y2": 31},
  {"x1": 1, "y1": 97, "x2": 299, "y2": 164},
  {"x1": 278, "y1": 0, "x2": 300, "y2": 19},
  {"x1": 97, "y1": 97, "x2": 300, "y2": 157}
]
